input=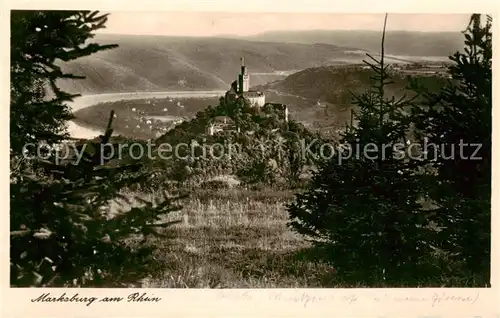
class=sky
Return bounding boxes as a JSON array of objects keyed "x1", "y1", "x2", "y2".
[{"x1": 97, "y1": 12, "x2": 472, "y2": 37}]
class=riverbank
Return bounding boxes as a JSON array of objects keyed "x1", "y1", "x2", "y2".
[{"x1": 67, "y1": 90, "x2": 225, "y2": 139}]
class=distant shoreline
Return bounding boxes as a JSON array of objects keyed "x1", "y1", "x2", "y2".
[{"x1": 67, "y1": 90, "x2": 225, "y2": 139}]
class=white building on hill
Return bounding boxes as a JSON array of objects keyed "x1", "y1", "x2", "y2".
[
  {"x1": 207, "y1": 116, "x2": 240, "y2": 136},
  {"x1": 225, "y1": 57, "x2": 266, "y2": 107}
]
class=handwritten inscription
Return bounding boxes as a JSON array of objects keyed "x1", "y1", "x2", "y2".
[
  {"x1": 430, "y1": 292, "x2": 480, "y2": 308},
  {"x1": 217, "y1": 290, "x2": 480, "y2": 308},
  {"x1": 31, "y1": 292, "x2": 161, "y2": 306}
]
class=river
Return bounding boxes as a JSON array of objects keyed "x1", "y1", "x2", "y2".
[{"x1": 67, "y1": 90, "x2": 225, "y2": 139}]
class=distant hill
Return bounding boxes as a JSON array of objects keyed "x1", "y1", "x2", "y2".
[
  {"x1": 262, "y1": 66, "x2": 400, "y2": 104},
  {"x1": 262, "y1": 65, "x2": 448, "y2": 103},
  {"x1": 56, "y1": 32, "x2": 457, "y2": 96},
  {"x1": 56, "y1": 34, "x2": 368, "y2": 95},
  {"x1": 255, "y1": 65, "x2": 448, "y2": 132},
  {"x1": 241, "y1": 30, "x2": 464, "y2": 57}
]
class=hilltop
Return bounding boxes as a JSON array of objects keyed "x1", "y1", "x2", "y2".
[
  {"x1": 56, "y1": 34, "x2": 362, "y2": 95},
  {"x1": 253, "y1": 64, "x2": 448, "y2": 133},
  {"x1": 261, "y1": 64, "x2": 448, "y2": 103},
  {"x1": 239, "y1": 30, "x2": 464, "y2": 57},
  {"x1": 56, "y1": 32, "x2": 457, "y2": 96}
]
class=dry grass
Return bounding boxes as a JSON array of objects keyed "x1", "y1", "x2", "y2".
[
  {"x1": 102, "y1": 186, "x2": 488, "y2": 288},
  {"x1": 112, "y1": 188, "x2": 340, "y2": 288}
]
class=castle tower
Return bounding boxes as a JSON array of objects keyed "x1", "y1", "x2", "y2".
[{"x1": 240, "y1": 57, "x2": 249, "y2": 92}]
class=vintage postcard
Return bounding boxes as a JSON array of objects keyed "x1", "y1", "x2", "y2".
[{"x1": 2, "y1": 0, "x2": 498, "y2": 317}]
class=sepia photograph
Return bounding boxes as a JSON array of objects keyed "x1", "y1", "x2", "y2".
[{"x1": 9, "y1": 9, "x2": 492, "y2": 291}]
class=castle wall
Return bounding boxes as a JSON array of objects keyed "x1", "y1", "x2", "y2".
[{"x1": 247, "y1": 95, "x2": 266, "y2": 107}]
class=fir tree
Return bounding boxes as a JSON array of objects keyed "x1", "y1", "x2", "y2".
[
  {"x1": 10, "y1": 11, "x2": 118, "y2": 156},
  {"x1": 287, "y1": 14, "x2": 435, "y2": 285},
  {"x1": 10, "y1": 11, "x2": 184, "y2": 287},
  {"x1": 410, "y1": 14, "x2": 492, "y2": 284}
]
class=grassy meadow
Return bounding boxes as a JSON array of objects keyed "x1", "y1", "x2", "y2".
[
  {"x1": 109, "y1": 187, "x2": 346, "y2": 288},
  {"x1": 103, "y1": 185, "x2": 480, "y2": 288}
]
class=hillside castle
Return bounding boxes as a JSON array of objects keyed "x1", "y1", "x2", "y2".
[
  {"x1": 209, "y1": 58, "x2": 288, "y2": 136},
  {"x1": 225, "y1": 57, "x2": 266, "y2": 107}
]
